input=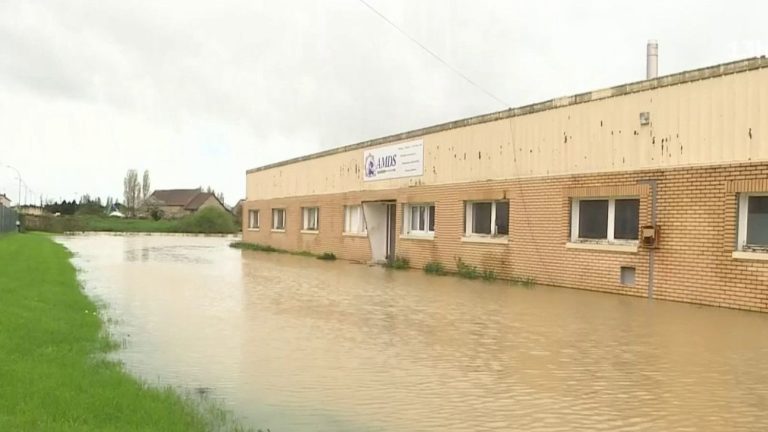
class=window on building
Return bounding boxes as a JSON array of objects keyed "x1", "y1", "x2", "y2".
[
  {"x1": 465, "y1": 201, "x2": 509, "y2": 237},
  {"x1": 248, "y1": 210, "x2": 260, "y2": 229},
  {"x1": 571, "y1": 198, "x2": 639, "y2": 242},
  {"x1": 344, "y1": 205, "x2": 366, "y2": 234},
  {"x1": 403, "y1": 203, "x2": 435, "y2": 235},
  {"x1": 738, "y1": 194, "x2": 768, "y2": 251},
  {"x1": 272, "y1": 208, "x2": 286, "y2": 230},
  {"x1": 302, "y1": 207, "x2": 319, "y2": 231}
]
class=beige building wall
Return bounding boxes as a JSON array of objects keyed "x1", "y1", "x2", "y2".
[
  {"x1": 243, "y1": 162, "x2": 768, "y2": 312},
  {"x1": 247, "y1": 58, "x2": 768, "y2": 201},
  {"x1": 241, "y1": 58, "x2": 768, "y2": 313}
]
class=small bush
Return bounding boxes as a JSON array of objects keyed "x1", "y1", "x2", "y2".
[
  {"x1": 149, "y1": 207, "x2": 165, "y2": 221},
  {"x1": 317, "y1": 252, "x2": 337, "y2": 260},
  {"x1": 423, "y1": 261, "x2": 446, "y2": 275},
  {"x1": 386, "y1": 256, "x2": 410, "y2": 269},
  {"x1": 455, "y1": 258, "x2": 479, "y2": 279},
  {"x1": 175, "y1": 207, "x2": 237, "y2": 234},
  {"x1": 481, "y1": 269, "x2": 497, "y2": 281}
]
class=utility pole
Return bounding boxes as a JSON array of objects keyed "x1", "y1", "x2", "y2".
[{"x1": 3, "y1": 164, "x2": 22, "y2": 208}]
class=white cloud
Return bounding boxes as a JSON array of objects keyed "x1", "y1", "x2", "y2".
[{"x1": 0, "y1": 0, "x2": 765, "y2": 205}]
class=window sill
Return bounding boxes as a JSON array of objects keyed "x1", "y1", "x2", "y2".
[
  {"x1": 247, "y1": 228, "x2": 260, "y2": 232},
  {"x1": 400, "y1": 234, "x2": 435, "y2": 241},
  {"x1": 270, "y1": 229, "x2": 286, "y2": 233},
  {"x1": 732, "y1": 251, "x2": 768, "y2": 261},
  {"x1": 301, "y1": 230, "x2": 319, "y2": 235},
  {"x1": 342, "y1": 232, "x2": 367, "y2": 238},
  {"x1": 461, "y1": 236, "x2": 509, "y2": 245},
  {"x1": 566, "y1": 242, "x2": 638, "y2": 253}
]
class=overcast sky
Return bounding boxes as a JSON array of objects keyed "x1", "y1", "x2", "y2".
[{"x1": 0, "y1": 0, "x2": 765, "y2": 205}]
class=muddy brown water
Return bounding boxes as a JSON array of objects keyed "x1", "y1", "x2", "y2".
[{"x1": 57, "y1": 234, "x2": 768, "y2": 431}]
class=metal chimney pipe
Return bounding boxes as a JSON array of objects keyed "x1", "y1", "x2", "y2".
[{"x1": 646, "y1": 40, "x2": 658, "y2": 79}]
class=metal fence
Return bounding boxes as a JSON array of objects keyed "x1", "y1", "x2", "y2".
[{"x1": 0, "y1": 206, "x2": 18, "y2": 233}]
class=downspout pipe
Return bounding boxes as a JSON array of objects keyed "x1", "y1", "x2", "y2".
[{"x1": 638, "y1": 179, "x2": 658, "y2": 299}]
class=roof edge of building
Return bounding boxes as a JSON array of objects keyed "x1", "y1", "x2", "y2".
[{"x1": 246, "y1": 56, "x2": 768, "y2": 175}]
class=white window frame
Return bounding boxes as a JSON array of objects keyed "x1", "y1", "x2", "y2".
[
  {"x1": 271, "y1": 208, "x2": 286, "y2": 231},
  {"x1": 343, "y1": 205, "x2": 367, "y2": 235},
  {"x1": 302, "y1": 207, "x2": 319, "y2": 232},
  {"x1": 248, "y1": 209, "x2": 260, "y2": 230},
  {"x1": 737, "y1": 193, "x2": 768, "y2": 252},
  {"x1": 464, "y1": 200, "x2": 508, "y2": 238},
  {"x1": 570, "y1": 197, "x2": 639, "y2": 244},
  {"x1": 403, "y1": 203, "x2": 435, "y2": 237}
]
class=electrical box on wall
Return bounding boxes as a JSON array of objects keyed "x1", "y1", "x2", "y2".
[
  {"x1": 641, "y1": 225, "x2": 659, "y2": 248},
  {"x1": 639, "y1": 111, "x2": 651, "y2": 126}
]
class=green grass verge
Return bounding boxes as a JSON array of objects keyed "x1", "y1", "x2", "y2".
[
  {"x1": 0, "y1": 233, "x2": 247, "y2": 431},
  {"x1": 22, "y1": 207, "x2": 238, "y2": 235}
]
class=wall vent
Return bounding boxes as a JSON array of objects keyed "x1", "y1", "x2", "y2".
[{"x1": 620, "y1": 266, "x2": 636, "y2": 286}]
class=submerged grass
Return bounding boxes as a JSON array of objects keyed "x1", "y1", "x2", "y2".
[
  {"x1": 316, "y1": 252, "x2": 337, "y2": 261},
  {"x1": 0, "y1": 233, "x2": 247, "y2": 431},
  {"x1": 229, "y1": 241, "x2": 337, "y2": 262},
  {"x1": 230, "y1": 241, "x2": 281, "y2": 252},
  {"x1": 455, "y1": 258, "x2": 480, "y2": 280},
  {"x1": 423, "y1": 261, "x2": 447, "y2": 275},
  {"x1": 385, "y1": 256, "x2": 410, "y2": 270}
]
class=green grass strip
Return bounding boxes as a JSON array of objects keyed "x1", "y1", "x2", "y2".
[{"x1": 0, "y1": 233, "x2": 245, "y2": 431}]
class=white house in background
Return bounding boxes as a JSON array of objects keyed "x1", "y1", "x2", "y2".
[{"x1": 0, "y1": 193, "x2": 11, "y2": 208}]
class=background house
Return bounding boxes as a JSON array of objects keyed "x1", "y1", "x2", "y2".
[
  {"x1": 232, "y1": 199, "x2": 245, "y2": 220},
  {"x1": 17, "y1": 205, "x2": 44, "y2": 216},
  {"x1": 142, "y1": 188, "x2": 227, "y2": 219},
  {"x1": 0, "y1": 193, "x2": 11, "y2": 208}
]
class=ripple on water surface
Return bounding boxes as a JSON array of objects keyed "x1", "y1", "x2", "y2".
[{"x1": 58, "y1": 234, "x2": 768, "y2": 431}]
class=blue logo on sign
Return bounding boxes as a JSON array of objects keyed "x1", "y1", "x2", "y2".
[{"x1": 365, "y1": 154, "x2": 376, "y2": 178}]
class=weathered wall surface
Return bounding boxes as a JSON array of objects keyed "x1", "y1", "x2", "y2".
[
  {"x1": 158, "y1": 205, "x2": 190, "y2": 219},
  {"x1": 243, "y1": 161, "x2": 768, "y2": 312},
  {"x1": 247, "y1": 59, "x2": 768, "y2": 201}
]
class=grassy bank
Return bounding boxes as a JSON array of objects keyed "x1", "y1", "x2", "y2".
[
  {"x1": 0, "y1": 233, "x2": 245, "y2": 431},
  {"x1": 22, "y1": 207, "x2": 238, "y2": 234}
]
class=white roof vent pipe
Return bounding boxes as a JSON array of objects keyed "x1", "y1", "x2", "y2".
[{"x1": 646, "y1": 40, "x2": 658, "y2": 79}]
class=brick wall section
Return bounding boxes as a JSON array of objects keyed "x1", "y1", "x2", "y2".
[{"x1": 243, "y1": 161, "x2": 768, "y2": 312}]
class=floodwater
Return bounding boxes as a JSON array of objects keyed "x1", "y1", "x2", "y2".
[{"x1": 58, "y1": 234, "x2": 768, "y2": 431}]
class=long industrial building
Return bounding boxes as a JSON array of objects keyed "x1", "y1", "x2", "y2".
[{"x1": 243, "y1": 56, "x2": 768, "y2": 312}]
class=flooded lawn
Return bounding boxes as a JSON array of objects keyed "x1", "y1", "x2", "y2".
[{"x1": 58, "y1": 234, "x2": 768, "y2": 431}]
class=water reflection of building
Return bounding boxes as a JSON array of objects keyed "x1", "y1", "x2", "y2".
[{"x1": 242, "y1": 56, "x2": 768, "y2": 313}]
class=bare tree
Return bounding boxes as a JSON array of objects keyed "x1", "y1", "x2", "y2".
[
  {"x1": 142, "y1": 170, "x2": 151, "y2": 201},
  {"x1": 123, "y1": 169, "x2": 140, "y2": 216}
]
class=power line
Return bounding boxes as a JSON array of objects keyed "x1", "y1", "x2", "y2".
[{"x1": 356, "y1": 0, "x2": 511, "y2": 108}]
